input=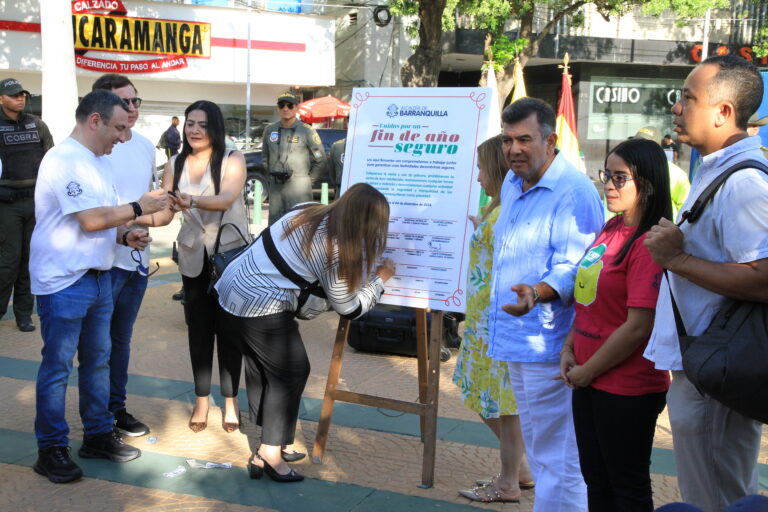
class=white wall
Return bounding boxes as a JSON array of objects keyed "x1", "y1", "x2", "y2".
[
  {"x1": 1, "y1": 0, "x2": 336, "y2": 87},
  {"x1": 333, "y1": 10, "x2": 415, "y2": 100}
]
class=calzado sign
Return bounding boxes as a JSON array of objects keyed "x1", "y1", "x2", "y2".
[
  {"x1": 71, "y1": 0, "x2": 211, "y2": 74},
  {"x1": 72, "y1": 14, "x2": 210, "y2": 57}
]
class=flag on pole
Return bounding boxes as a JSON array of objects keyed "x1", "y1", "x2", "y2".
[
  {"x1": 478, "y1": 62, "x2": 503, "y2": 211},
  {"x1": 510, "y1": 59, "x2": 527, "y2": 103},
  {"x1": 555, "y1": 53, "x2": 586, "y2": 173},
  {"x1": 486, "y1": 62, "x2": 501, "y2": 139}
]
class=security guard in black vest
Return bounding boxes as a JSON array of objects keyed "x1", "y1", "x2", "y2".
[
  {"x1": 0, "y1": 78, "x2": 54, "y2": 331},
  {"x1": 262, "y1": 92, "x2": 325, "y2": 225}
]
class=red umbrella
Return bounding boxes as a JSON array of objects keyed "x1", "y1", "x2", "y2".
[{"x1": 296, "y1": 95, "x2": 351, "y2": 123}]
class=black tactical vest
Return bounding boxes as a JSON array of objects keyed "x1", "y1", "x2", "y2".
[{"x1": 0, "y1": 113, "x2": 47, "y2": 183}]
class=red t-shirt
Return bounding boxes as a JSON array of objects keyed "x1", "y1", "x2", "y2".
[{"x1": 572, "y1": 216, "x2": 670, "y2": 395}]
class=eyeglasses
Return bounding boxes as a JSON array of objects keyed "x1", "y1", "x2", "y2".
[
  {"x1": 131, "y1": 249, "x2": 159, "y2": 277},
  {"x1": 598, "y1": 170, "x2": 636, "y2": 189},
  {"x1": 277, "y1": 101, "x2": 295, "y2": 109},
  {"x1": 122, "y1": 97, "x2": 142, "y2": 108}
]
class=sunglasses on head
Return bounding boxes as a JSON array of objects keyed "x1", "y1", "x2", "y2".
[{"x1": 277, "y1": 101, "x2": 295, "y2": 109}]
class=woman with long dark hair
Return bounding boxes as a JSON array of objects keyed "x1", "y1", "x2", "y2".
[
  {"x1": 559, "y1": 138, "x2": 672, "y2": 511},
  {"x1": 453, "y1": 135, "x2": 532, "y2": 503},
  {"x1": 215, "y1": 183, "x2": 396, "y2": 482},
  {"x1": 158, "y1": 100, "x2": 248, "y2": 433}
]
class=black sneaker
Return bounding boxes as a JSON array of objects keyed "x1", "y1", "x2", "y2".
[
  {"x1": 17, "y1": 317, "x2": 35, "y2": 332},
  {"x1": 79, "y1": 429, "x2": 141, "y2": 463},
  {"x1": 33, "y1": 446, "x2": 83, "y2": 483},
  {"x1": 114, "y1": 409, "x2": 150, "y2": 437}
]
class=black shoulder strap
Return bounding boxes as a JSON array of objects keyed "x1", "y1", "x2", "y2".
[
  {"x1": 212, "y1": 221, "x2": 250, "y2": 255},
  {"x1": 262, "y1": 226, "x2": 314, "y2": 290},
  {"x1": 669, "y1": 158, "x2": 768, "y2": 338},
  {"x1": 261, "y1": 205, "x2": 327, "y2": 306},
  {"x1": 679, "y1": 159, "x2": 768, "y2": 225}
]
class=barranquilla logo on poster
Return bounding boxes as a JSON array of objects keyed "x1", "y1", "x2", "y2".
[{"x1": 341, "y1": 87, "x2": 492, "y2": 313}]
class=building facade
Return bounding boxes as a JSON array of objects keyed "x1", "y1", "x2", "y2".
[{"x1": 1, "y1": 0, "x2": 336, "y2": 157}]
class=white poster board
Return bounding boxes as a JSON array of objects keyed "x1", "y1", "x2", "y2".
[{"x1": 340, "y1": 88, "x2": 493, "y2": 313}]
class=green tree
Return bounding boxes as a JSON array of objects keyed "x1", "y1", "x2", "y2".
[{"x1": 390, "y1": 0, "x2": 728, "y2": 107}]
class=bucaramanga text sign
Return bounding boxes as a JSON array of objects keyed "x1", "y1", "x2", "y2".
[{"x1": 341, "y1": 88, "x2": 492, "y2": 313}]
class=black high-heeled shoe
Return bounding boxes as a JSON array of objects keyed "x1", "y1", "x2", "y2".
[
  {"x1": 248, "y1": 457, "x2": 263, "y2": 480},
  {"x1": 256, "y1": 453, "x2": 303, "y2": 482},
  {"x1": 281, "y1": 449, "x2": 306, "y2": 462}
]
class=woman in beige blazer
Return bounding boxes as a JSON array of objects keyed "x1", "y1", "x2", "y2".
[{"x1": 158, "y1": 100, "x2": 249, "y2": 433}]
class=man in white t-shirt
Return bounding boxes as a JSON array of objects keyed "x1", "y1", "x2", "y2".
[
  {"x1": 644, "y1": 55, "x2": 768, "y2": 511},
  {"x1": 92, "y1": 74, "x2": 158, "y2": 438},
  {"x1": 29, "y1": 90, "x2": 169, "y2": 484}
]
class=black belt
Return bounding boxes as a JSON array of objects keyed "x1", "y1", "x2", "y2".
[
  {"x1": 0, "y1": 186, "x2": 34, "y2": 200},
  {"x1": 85, "y1": 269, "x2": 108, "y2": 277}
]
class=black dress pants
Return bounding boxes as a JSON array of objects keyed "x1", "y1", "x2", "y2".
[
  {"x1": 181, "y1": 256, "x2": 242, "y2": 398},
  {"x1": 237, "y1": 311, "x2": 310, "y2": 446},
  {"x1": 0, "y1": 195, "x2": 35, "y2": 320},
  {"x1": 572, "y1": 386, "x2": 667, "y2": 512}
]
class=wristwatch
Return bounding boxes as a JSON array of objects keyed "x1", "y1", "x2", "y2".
[
  {"x1": 190, "y1": 196, "x2": 198, "y2": 209},
  {"x1": 531, "y1": 285, "x2": 540, "y2": 304}
]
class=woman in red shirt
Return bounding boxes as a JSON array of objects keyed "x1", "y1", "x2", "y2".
[{"x1": 559, "y1": 138, "x2": 673, "y2": 511}]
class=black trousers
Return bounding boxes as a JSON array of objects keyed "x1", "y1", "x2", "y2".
[
  {"x1": 181, "y1": 256, "x2": 242, "y2": 398},
  {"x1": 572, "y1": 386, "x2": 667, "y2": 512},
  {"x1": 0, "y1": 196, "x2": 35, "y2": 320},
  {"x1": 236, "y1": 311, "x2": 310, "y2": 446}
]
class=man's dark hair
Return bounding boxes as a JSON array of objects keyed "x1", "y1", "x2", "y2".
[
  {"x1": 91, "y1": 73, "x2": 136, "y2": 93},
  {"x1": 702, "y1": 55, "x2": 763, "y2": 130},
  {"x1": 75, "y1": 89, "x2": 128, "y2": 123},
  {"x1": 172, "y1": 116, "x2": 179, "y2": 121},
  {"x1": 501, "y1": 97, "x2": 556, "y2": 138}
]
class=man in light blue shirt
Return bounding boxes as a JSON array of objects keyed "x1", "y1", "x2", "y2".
[
  {"x1": 644, "y1": 55, "x2": 768, "y2": 512},
  {"x1": 487, "y1": 98, "x2": 603, "y2": 512}
]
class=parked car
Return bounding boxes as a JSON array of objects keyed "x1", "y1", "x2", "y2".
[{"x1": 244, "y1": 128, "x2": 347, "y2": 204}]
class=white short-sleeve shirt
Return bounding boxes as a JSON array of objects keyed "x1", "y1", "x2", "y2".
[
  {"x1": 30, "y1": 137, "x2": 118, "y2": 295},
  {"x1": 109, "y1": 131, "x2": 155, "y2": 271},
  {"x1": 644, "y1": 136, "x2": 768, "y2": 369}
]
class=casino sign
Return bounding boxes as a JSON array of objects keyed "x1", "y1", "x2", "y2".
[{"x1": 71, "y1": 0, "x2": 210, "y2": 74}]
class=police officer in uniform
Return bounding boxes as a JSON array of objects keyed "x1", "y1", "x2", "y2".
[
  {"x1": 262, "y1": 92, "x2": 325, "y2": 224},
  {"x1": 327, "y1": 137, "x2": 346, "y2": 198},
  {"x1": 0, "y1": 78, "x2": 53, "y2": 332},
  {"x1": 746, "y1": 112, "x2": 768, "y2": 160}
]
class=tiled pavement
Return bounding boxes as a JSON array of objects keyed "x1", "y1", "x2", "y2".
[{"x1": 1, "y1": 219, "x2": 766, "y2": 512}]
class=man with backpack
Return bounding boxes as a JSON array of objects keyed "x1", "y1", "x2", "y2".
[
  {"x1": 158, "y1": 116, "x2": 181, "y2": 159},
  {"x1": 644, "y1": 55, "x2": 768, "y2": 512}
]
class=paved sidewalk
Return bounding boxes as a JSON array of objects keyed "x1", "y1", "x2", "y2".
[{"x1": 1, "y1": 217, "x2": 766, "y2": 512}]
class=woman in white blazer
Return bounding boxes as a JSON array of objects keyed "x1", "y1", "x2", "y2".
[{"x1": 157, "y1": 100, "x2": 249, "y2": 434}]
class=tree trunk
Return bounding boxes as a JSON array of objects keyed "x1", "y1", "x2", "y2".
[
  {"x1": 497, "y1": 8, "x2": 533, "y2": 107},
  {"x1": 496, "y1": 1, "x2": 587, "y2": 108},
  {"x1": 400, "y1": 0, "x2": 447, "y2": 87}
]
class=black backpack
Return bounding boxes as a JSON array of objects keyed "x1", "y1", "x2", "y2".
[{"x1": 669, "y1": 159, "x2": 768, "y2": 424}]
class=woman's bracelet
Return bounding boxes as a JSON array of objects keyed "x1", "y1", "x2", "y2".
[
  {"x1": 560, "y1": 344, "x2": 573, "y2": 355},
  {"x1": 121, "y1": 230, "x2": 131, "y2": 246}
]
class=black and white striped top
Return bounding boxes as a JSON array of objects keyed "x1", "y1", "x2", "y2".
[{"x1": 215, "y1": 208, "x2": 385, "y2": 319}]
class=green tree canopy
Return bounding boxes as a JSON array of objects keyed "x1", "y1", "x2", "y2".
[{"x1": 390, "y1": 0, "x2": 733, "y2": 107}]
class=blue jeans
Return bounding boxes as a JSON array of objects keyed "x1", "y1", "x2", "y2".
[
  {"x1": 35, "y1": 272, "x2": 114, "y2": 449},
  {"x1": 108, "y1": 267, "x2": 148, "y2": 413}
]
